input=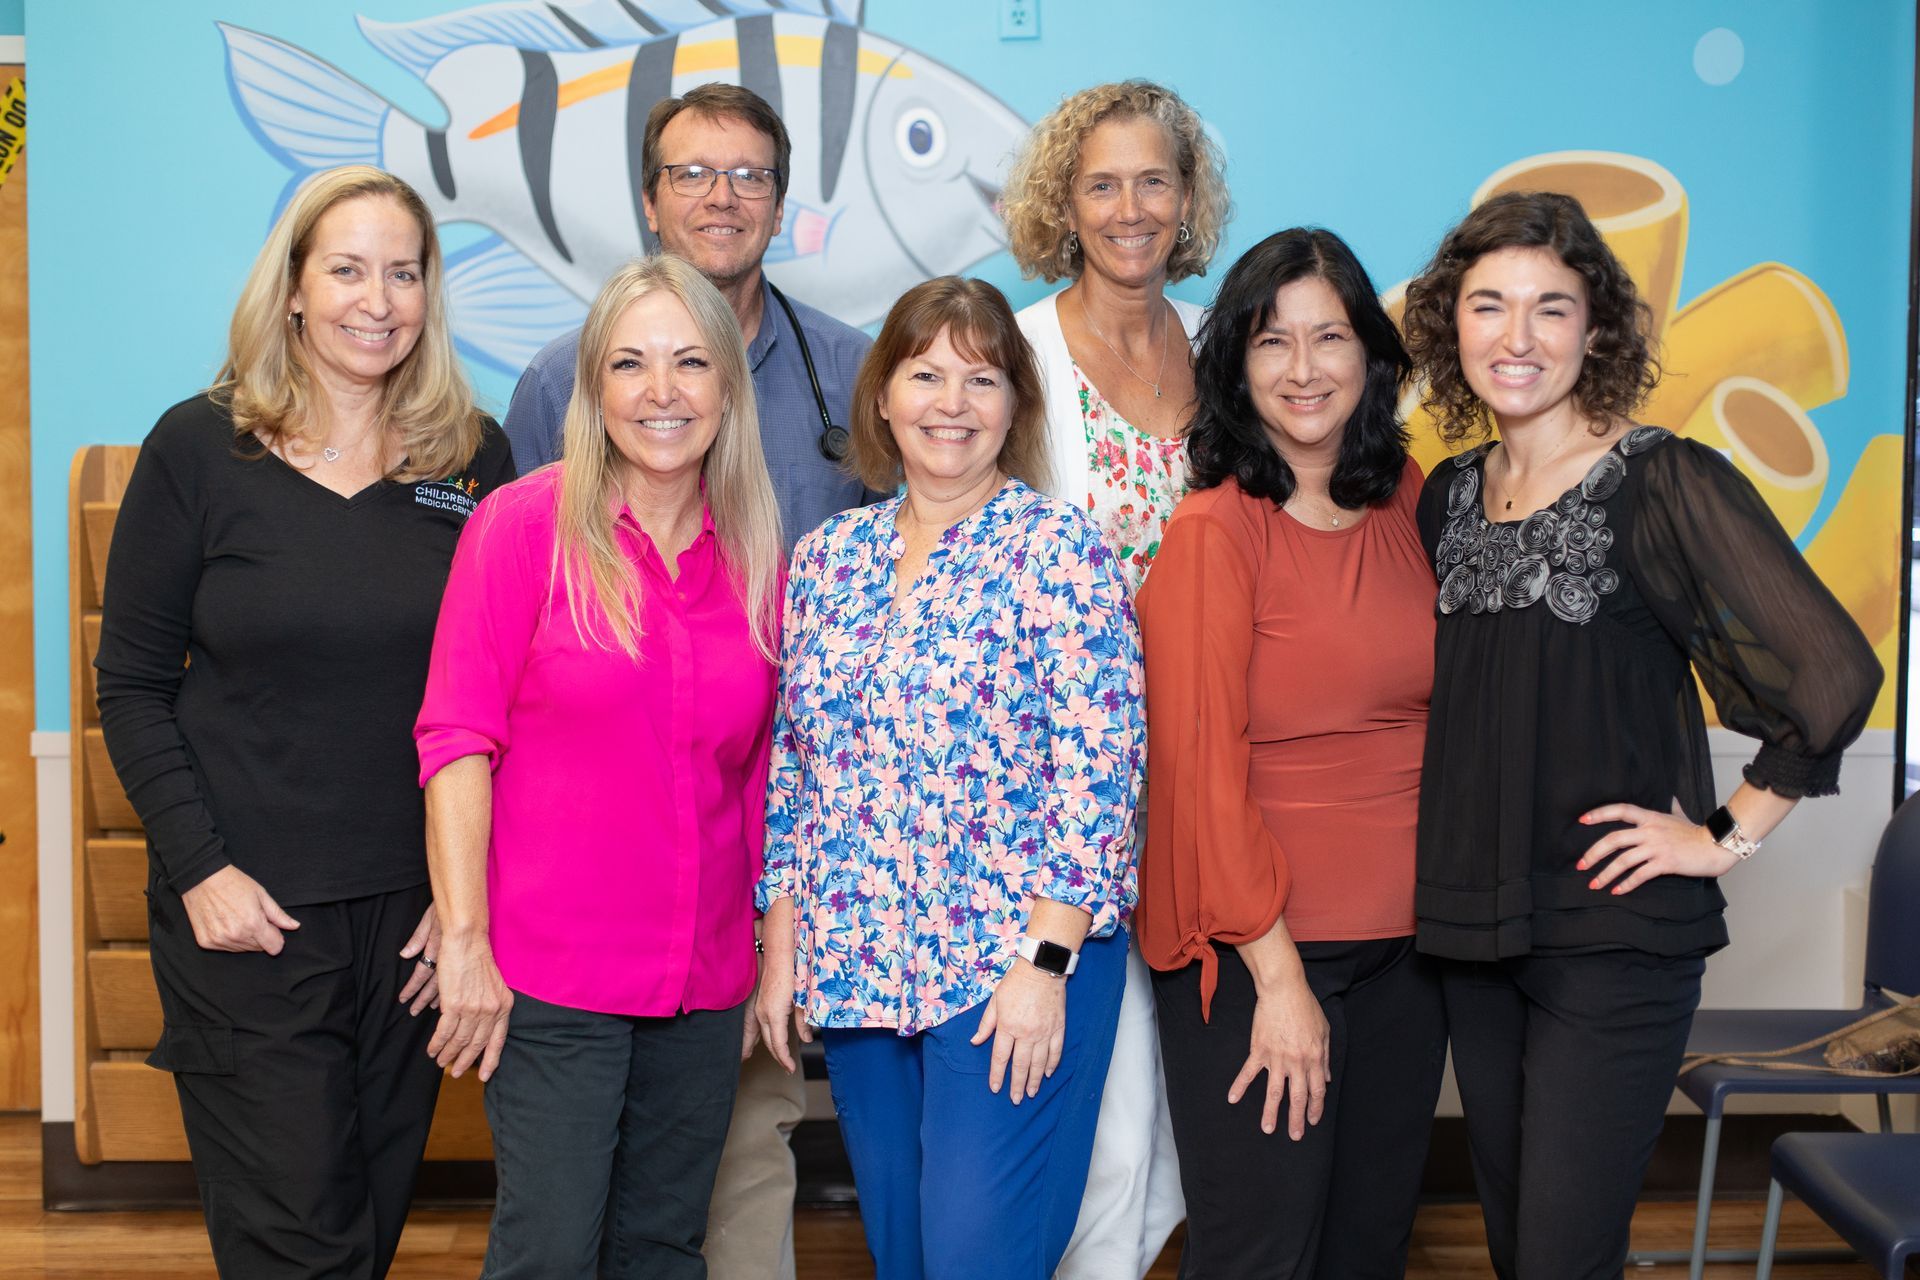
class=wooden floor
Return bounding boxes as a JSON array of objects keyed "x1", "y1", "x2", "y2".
[{"x1": 0, "y1": 1115, "x2": 1877, "y2": 1278}]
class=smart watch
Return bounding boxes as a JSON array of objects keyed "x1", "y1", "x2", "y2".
[
  {"x1": 1016, "y1": 936, "x2": 1080, "y2": 978},
  {"x1": 1706, "y1": 805, "x2": 1761, "y2": 860}
]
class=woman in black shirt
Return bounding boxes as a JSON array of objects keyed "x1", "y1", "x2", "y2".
[
  {"x1": 95, "y1": 165, "x2": 514, "y2": 1279},
  {"x1": 1401, "y1": 191, "x2": 1879, "y2": 1280}
]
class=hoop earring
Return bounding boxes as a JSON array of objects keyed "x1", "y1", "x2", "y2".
[
  {"x1": 287, "y1": 311, "x2": 305, "y2": 334},
  {"x1": 1175, "y1": 221, "x2": 1193, "y2": 245},
  {"x1": 1066, "y1": 230, "x2": 1079, "y2": 256}
]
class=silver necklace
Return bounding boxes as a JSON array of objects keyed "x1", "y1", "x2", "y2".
[
  {"x1": 322, "y1": 447, "x2": 341, "y2": 463},
  {"x1": 1083, "y1": 296, "x2": 1172, "y2": 398}
]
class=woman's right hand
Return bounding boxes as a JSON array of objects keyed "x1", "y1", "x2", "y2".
[
  {"x1": 1231, "y1": 970, "x2": 1330, "y2": 1141},
  {"x1": 754, "y1": 900, "x2": 811, "y2": 1073},
  {"x1": 428, "y1": 931, "x2": 513, "y2": 1082},
  {"x1": 179, "y1": 865, "x2": 301, "y2": 953}
]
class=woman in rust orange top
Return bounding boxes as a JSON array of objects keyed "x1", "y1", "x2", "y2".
[{"x1": 1135, "y1": 227, "x2": 1445, "y2": 1280}]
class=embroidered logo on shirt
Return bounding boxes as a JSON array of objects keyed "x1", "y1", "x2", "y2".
[{"x1": 414, "y1": 472, "x2": 481, "y2": 518}]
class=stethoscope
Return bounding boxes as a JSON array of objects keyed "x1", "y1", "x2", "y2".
[{"x1": 768, "y1": 281, "x2": 851, "y2": 463}]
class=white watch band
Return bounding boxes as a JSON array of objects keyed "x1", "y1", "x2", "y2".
[{"x1": 1015, "y1": 935, "x2": 1080, "y2": 976}]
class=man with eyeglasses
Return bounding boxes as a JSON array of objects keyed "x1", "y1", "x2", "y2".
[
  {"x1": 503, "y1": 81, "x2": 874, "y2": 556},
  {"x1": 500, "y1": 82, "x2": 873, "y2": 1280}
]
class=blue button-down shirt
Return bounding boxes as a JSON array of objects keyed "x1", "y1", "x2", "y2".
[{"x1": 502, "y1": 274, "x2": 876, "y2": 553}]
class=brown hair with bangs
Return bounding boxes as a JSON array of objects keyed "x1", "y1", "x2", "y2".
[{"x1": 849, "y1": 277, "x2": 1052, "y2": 493}]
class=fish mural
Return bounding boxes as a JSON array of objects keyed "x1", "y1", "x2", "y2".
[{"x1": 220, "y1": 0, "x2": 1029, "y2": 372}]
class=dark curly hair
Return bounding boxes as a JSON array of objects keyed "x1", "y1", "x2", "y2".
[
  {"x1": 1403, "y1": 190, "x2": 1660, "y2": 444},
  {"x1": 1187, "y1": 227, "x2": 1410, "y2": 508}
]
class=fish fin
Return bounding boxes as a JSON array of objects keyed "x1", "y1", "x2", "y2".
[
  {"x1": 359, "y1": 0, "x2": 784, "y2": 79},
  {"x1": 443, "y1": 234, "x2": 590, "y2": 375},
  {"x1": 218, "y1": 23, "x2": 393, "y2": 173},
  {"x1": 762, "y1": 203, "x2": 837, "y2": 266}
]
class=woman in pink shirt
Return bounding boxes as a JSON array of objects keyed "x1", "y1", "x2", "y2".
[{"x1": 414, "y1": 255, "x2": 783, "y2": 1280}]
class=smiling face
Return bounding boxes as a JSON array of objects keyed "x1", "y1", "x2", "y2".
[
  {"x1": 1455, "y1": 245, "x2": 1595, "y2": 429},
  {"x1": 290, "y1": 194, "x2": 427, "y2": 400},
  {"x1": 882, "y1": 325, "x2": 1012, "y2": 496},
  {"x1": 642, "y1": 111, "x2": 785, "y2": 291},
  {"x1": 1067, "y1": 115, "x2": 1191, "y2": 290},
  {"x1": 1245, "y1": 275, "x2": 1366, "y2": 461},
  {"x1": 598, "y1": 289, "x2": 726, "y2": 493}
]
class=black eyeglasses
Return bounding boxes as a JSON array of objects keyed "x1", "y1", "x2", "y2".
[{"x1": 655, "y1": 164, "x2": 781, "y2": 200}]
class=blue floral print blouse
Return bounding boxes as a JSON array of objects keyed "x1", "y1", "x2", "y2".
[{"x1": 758, "y1": 478, "x2": 1145, "y2": 1034}]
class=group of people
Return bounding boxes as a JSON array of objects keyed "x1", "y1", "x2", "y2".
[{"x1": 95, "y1": 73, "x2": 1881, "y2": 1280}]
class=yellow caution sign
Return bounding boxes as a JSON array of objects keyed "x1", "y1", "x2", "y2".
[{"x1": 0, "y1": 78, "x2": 23, "y2": 193}]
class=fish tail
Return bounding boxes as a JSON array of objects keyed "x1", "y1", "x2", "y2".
[{"x1": 218, "y1": 22, "x2": 393, "y2": 174}]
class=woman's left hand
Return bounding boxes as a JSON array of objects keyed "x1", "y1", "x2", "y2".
[
  {"x1": 971, "y1": 961, "x2": 1067, "y2": 1105},
  {"x1": 1577, "y1": 802, "x2": 1741, "y2": 893},
  {"x1": 397, "y1": 902, "x2": 441, "y2": 1016}
]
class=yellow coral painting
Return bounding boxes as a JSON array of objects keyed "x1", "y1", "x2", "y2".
[{"x1": 1389, "y1": 151, "x2": 1898, "y2": 729}]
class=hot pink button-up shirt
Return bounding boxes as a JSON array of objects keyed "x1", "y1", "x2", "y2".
[{"x1": 416, "y1": 468, "x2": 776, "y2": 1016}]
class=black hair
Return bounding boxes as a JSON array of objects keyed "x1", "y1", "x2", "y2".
[{"x1": 1186, "y1": 227, "x2": 1411, "y2": 507}]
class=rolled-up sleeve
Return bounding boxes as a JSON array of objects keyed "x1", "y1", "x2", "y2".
[
  {"x1": 1028, "y1": 520, "x2": 1145, "y2": 926},
  {"x1": 415, "y1": 486, "x2": 542, "y2": 784}
]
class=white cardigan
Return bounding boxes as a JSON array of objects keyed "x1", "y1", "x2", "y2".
[{"x1": 1015, "y1": 288, "x2": 1207, "y2": 503}]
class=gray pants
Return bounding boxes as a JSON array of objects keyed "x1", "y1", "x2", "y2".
[{"x1": 481, "y1": 990, "x2": 745, "y2": 1280}]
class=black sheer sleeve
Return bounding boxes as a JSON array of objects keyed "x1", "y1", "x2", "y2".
[
  {"x1": 94, "y1": 405, "x2": 231, "y2": 892},
  {"x1": 1631, "y1": 437, "x2": 1881, "y2": 798}
]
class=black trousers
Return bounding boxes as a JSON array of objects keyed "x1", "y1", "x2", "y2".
[
  {"x1": 480, "y1": 990, "x2": 745, "y2": 1280},
  {"x1": 1153, "y1": 936, "x2": 1446, "y2": 1280},
  {"x1": 146, "y1": 877, "x2": 443, "y2": 1280},
  {"x1": 1441, "y1": 949, "x2": 1706, "y2": 1280}
]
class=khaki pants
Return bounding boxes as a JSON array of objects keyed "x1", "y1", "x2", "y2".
[{"x1": 703, "y1": 1041, "x2": 809, "y2": 1280}]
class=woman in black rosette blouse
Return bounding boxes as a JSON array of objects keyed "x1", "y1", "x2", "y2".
[{"x1": 1401, "y1": 190, "x2": 1880, "y2": 1280}]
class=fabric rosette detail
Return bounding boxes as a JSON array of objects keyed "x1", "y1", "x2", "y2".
[
  {"x1": 1619, "y1": 425, "x2": 1671, "y2": 456},
  {"x1": 1447, "y1": 466, "x2": 1481, "y2": 518},
  {"x1": 1438, "y1": 562, "x2": 1478, "y2": 615},
  {"x1": 1501, "y1": 555, "x2": 1551, "y2": 609},
  {"x1": 1546, "y1": 572, "x2": 1600, "y2": 624},
  {"x1": 1581, "y1": 451, "x2": 1627, "y2": 501},
  {"x1": 1517, "y1": 509, "x2": 1560, "y2": 554}
]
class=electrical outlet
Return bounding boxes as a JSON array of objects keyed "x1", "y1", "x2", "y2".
[{"x1": 1000, "y1": 0, "x2": 1040, "y2": 40}]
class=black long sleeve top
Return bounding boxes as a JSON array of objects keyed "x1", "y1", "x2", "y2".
[
  {"x1": 94, "y1": 394, "x2": 516, "y2": 905},
  {"x1": 1414, "y1": 426, "x2": 1882, "y2": 962}
]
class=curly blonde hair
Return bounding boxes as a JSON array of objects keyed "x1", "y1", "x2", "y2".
[{"x1": 1002, "y1": 80, "x2": 1229, "y2": 284}]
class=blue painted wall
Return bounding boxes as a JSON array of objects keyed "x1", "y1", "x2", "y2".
[
  {"x1": 25, "y1": 0, "x2": 1916, "y2": 729},
  {"x1": 0, "y1": 1, "x2": 21, "y2": 38}
]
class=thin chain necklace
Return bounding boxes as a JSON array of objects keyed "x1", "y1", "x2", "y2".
[
  {"x1": 1491, "y1": 428, "x2": 1585, "y2": 513},
  {"x1": 1082, "y1": 294, "x2": 1172, "y2": 398}
]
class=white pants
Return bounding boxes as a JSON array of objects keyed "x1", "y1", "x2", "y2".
[{"x1": 1054, "y1": 939, "x2": 1186, "y2": 1279}]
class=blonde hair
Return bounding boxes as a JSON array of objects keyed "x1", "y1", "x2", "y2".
[
  {"x1": 555, "y1": 255, "x2": 782, "y2": 661},
  {"x1": 849, "y1": 277, "x2": 1051, "y2": 495},
  {"x1": 1002, "y1": 80, "x2": 1230, "y2": 285},
  {"x1": 213, "y1": 165, "x2": 482, "y2": 481}
]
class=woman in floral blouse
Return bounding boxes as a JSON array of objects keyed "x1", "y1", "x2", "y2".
[
  {"x1": 1001, "y1": 80, "x2": 1229, "y2": 1278},
  {"x1": 754, "y1": 276, "x2": 1145, "y2": 1280}
]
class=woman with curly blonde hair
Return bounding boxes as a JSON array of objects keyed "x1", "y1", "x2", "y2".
[{"x1": 1000, "y1": 79, "x2": 1228, "y2": 1279}]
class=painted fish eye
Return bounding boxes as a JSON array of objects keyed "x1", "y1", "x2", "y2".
[{"x1": 894, "y1": 107, "x2": 947, "y2": 169}]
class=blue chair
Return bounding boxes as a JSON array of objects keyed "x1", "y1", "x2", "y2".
[
  {"x1": 1635, "y1": 793, "x2": 1920, "y2": 1279},
  {"x1": 1755, "y1": 1133, "x2": 1920, "y2": 1278}
]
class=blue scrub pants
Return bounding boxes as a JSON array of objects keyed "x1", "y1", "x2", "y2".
[{"x1": 820, "y1": 931, "x2": 1129, "y2": 1280}]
